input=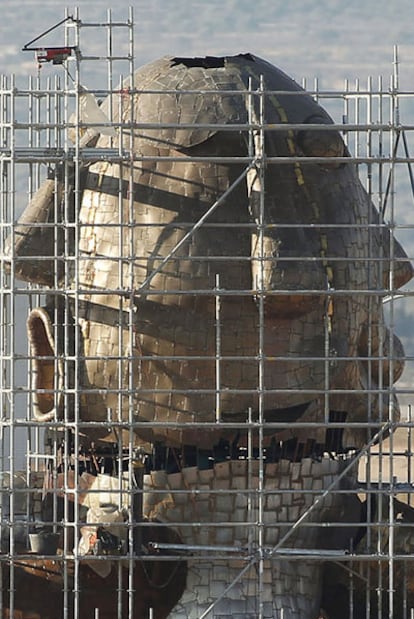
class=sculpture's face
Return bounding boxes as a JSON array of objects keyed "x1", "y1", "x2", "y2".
[{"x1": 11, "y1": 54, "x2": 412, "y2": 449}]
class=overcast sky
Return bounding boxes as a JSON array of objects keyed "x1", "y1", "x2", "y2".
[{"x1": 1, "y1": 0, "x2": 414, "y2": 88}]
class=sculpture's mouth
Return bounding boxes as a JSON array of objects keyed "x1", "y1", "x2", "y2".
[{"x1": 27, "y1": 307, "x2": 64, "y2": 421}]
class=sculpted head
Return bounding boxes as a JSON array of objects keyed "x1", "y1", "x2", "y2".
[{"x1": 8, "y1": 53, "x2": 412, "y2": 451}]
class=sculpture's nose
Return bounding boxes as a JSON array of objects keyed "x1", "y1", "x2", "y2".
[
  {"x1": 4, "y1": 178, "x2": 62, "y2": 286},
  {"x1": 4, "y1": 148, "x2": 91, "y2": 287}
]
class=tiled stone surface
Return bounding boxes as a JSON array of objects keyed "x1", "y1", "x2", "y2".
[{"x1": 144, "y1": 456, "x2": 355, "y2": 618}]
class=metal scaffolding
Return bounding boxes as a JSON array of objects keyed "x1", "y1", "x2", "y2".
[{"x1": 1, "y1": 8, "x2": 414, "y2": 619}]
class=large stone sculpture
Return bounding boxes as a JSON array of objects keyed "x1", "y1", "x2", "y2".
[{"x1": 7, "y1": 53, "x2": 413, "y2": 617}]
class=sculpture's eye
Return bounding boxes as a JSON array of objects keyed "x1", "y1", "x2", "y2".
[{"x1": 297, "y1": 114, "x2": 345, "y2": 169}]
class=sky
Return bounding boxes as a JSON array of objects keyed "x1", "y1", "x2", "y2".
[{"x1": 1, "y1": 0, "x2": 414, "y2": 88}]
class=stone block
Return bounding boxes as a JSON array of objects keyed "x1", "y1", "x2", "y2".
[
  {"x1": 182, "y1": 466, "x2": 198, "y2": 485},
  {"x1": 214, "y1": 461, "x2": 231, "y2": 480},
  {"x1": 215, "y1": 526, "x2": 234, "y2": 545},
  {"x1": 215, "y1": 493, "x2": 235, "y2": 512},
  {"x1": 231, "y1": 460, "x2": 247, "y2": 478},
  {"x1": 167, "y1": 471, "x2": 184, "y2": 490}
]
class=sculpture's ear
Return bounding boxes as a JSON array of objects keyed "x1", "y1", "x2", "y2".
[
  {"x1": 27, "y1": 302, "x2": 78, "y2": 423},
  {"x1": 27, "y1": 306, "x2": 65, "y2": 422}
]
